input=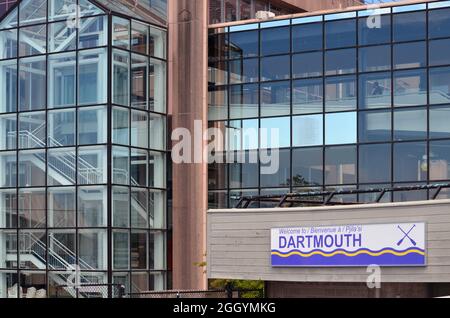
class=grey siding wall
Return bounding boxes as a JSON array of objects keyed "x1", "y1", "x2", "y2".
[{"x1": 207, "y1": 200, "x2": 450, "y2": 283}]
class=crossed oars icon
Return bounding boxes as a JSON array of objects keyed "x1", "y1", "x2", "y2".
[{"x1": 397, "y1": 225, "x2": 417, "y2": 246}]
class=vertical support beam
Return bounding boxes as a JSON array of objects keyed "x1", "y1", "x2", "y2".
[{"x1": 168, "y1": 0, "x2": 208, "y2": 290}]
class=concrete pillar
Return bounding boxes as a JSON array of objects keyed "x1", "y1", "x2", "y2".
[{"x1": 168, "y1": 0, "x2": 208, "y2": 290}]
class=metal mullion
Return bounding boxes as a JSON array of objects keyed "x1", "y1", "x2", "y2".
[
  {"x1": 390, "y1": 11, "x2": 395, "y2": 203},
  {"x1": 322, "y1": 19, "x2": 326, "y2": 192},
  {"x1": 43, "y1": 0, "x2": 49, "y2": 295},
  {"x1": 355, "y1": 14, "x2": 360, "y2": 202},
  {"x1": 426, "y1": 6, "x2": 431, "y2": 200},
  {"x1": 289, "y1": 22, "x2": 293, "y2": 194},
  {"x1": 14, "y1": 2, "x2": 20, "y2": 295},
  {"x1": 74, "y1": 0, "x2": 80, "y2": 298}
]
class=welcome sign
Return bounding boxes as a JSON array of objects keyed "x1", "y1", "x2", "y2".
[{"x1": 271, "y1": 223, "x2": 426, "y2": 267}]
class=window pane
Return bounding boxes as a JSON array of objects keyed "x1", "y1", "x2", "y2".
[
  {"x1": 131, "y1": 188, "x2": 148, "y2": 228},
  {"x1": 19, "y1": 25, "x2": 46, "y2": 57},
  {"x1": 227, "y1": 119, "x2": 259, "y2": 151},
  {"x1": 112, "y1": 107, "x2": 129, "y2": 145},
  {"x1": 150, "y1": 189, "x2": 166, "y2": 229},
  {"x1": 394, "y1": 108, "x2": 427, "y2": 141},
  {"x1": 260, "y1": 26, "x2": 290, "y2": 56},
  {"x1": 394, "y1": 69, "x2": 427, "y2": 107},
  {"x1": 209, "y1": 86, "x2": 228, "y2": 121},
  {"x1": 358, "y1": 110, "x2": 391, "y2": 143},
  {"x1": 48, "y1": 148, "x2": 76, "y2": 185},
  {"x1": 430, "y1": 67, "x2": 450, "y2": 105},
  {"x1": 325, "y1": 112, "x2": 356, "y2": 145},
  {"x1": 292, "y1": 23, "x2": 322, "y2": 52},
  {"x1": 0, "y1": 152, "x2": 16, "y2": 188},
  {"x1": 229, "y1": 58, "x2": 258, "y2": 84},
  {"x1": 78, "y1": 229, "x2": 107, "y2": 270},
  {"x1": 113, "y1": 49, "x2": 130, "y2": 106},
  {"x1": 19, "y1": 231, "x2": 46, "y2": 269},
  {"x1": 18, "y1": 112, "x2": 45, "y2": 149},
  {"x1": 149, "y1": 58, "x2": 166, "y2": 113},
  {"x1": 18, "y1": 189, "x2": 45, "y2": 228},
  {"x1": 325, "y1": 75, "x2": 356, "y2": 112},
  {"x1": 131, "y1": 231, "x2": 147, "y2": 269},
  {"x1": 79, "y1": 16, "x2": 107, "y2": 49},
  {"x1": 132, "y1": 21, "x2": 149, "y2": 54},
  {"x1": 359, "y1": 14, "x2": 391, "y2": 45},
  {"x1": 77, "y1": 146, "x2": 107, "y2": 185},
  {"x1": 209, "y1": 60, "x2": 228, "y2": 87},
  {"x1": 260, "y1": 117, "x2": 290, "y2": 149},
  {"x1": 47, "y1": 109, "x2": 75, "y2": 147},
  {"x1": 112, "y1": 146, "x2": 129, "y2": 185},
  {"x1": 430, "y1": 39, "x2": 450, "y2": 67},
  {"x1": 48, "y1": 187, "x2": 75, "y2": 228},
  {"x1": 0, "y1": 114, "x2": 16, "y2": 150},
  {"x1": 131, "y1": 110, "x2": 148, "y2": 148},
  {"x1": 430, "y1": 106, "x2": 450, "y2": 139},
  {"x1": 394, "y1": 41, "x2": 426, "y2": 70},
  {"x1": 112, "y1": 16, "x2": 130, "y2": 49},
  {"x1": 78, "y1": 187, "x2": 107, "y2": 226},
  {"x1": 113, "y1": 187, "x2": 129, "y2": 228},
  {"x1": 149, "y1": 26, "x2": 166, "y2": 59},
  {"x1": 0, "y1": 60, "x2": 17, "y2": 113},
  {"x1": 18, "y1": 150, "x2": 46, "y2": 187},
  {"x1": 429, "y1": 8, "x2": 450, "y2": 39},
  {"x1": 0, "y1": 29, "x2": 17, "y2": 59},
  {"x1": 149, "y1": 113, "x2": 166, "y2": 150},
  {"x1": 359, "y1": 144, "x2": 391, "y2": 183},
  {"x1": 293, "y1": 52, "x2": 322, "y2": 78},
  {"x1": 229, "y1": 150, "x2": 258, "y2": 188},
  {"x1": 430, "y1": 140, "x2": 450, "y2": 181},
  {"x1": 19, "y1": 0, "x2": 46, "y2": 26},
  {"x1": 229, "y1": 30, "x2": 258, "y2": 59},
  {"x1": 393, "y1": 11, "x2": 426, "y2": 42},
  {"x1": 260, "y1": 81, "x2": 290, "y2": 117},
  {"x1": 19, "y1": 56, "x2": 46, "y2": 111},
  {"x1": 359, "y1": 72, "x2": 391, "y2": 109},
  {"x1": 292, "y1": 114, "x2": 323, "y2": 147},
  {"x1": 359, "y1": 45, "x2": 391, "y2": 72},
  {"x1": 48, "y1": 53, "x2": 76, "y2": 108},
  {"x1": 325, "y1": 19, "x2": 356, "y2": 49},
  {"x1": 131, "y1": 54, "x2": 148, "y2": 109},
  {"x1": 230, "y1": 83, "x2": 258, "y2": 119},
  {"x1": 261, "y1": 55, "x2": 290, "y2": 81},
  {"x1": 325, "y1": 48, "x2": 356, "y2": 76},
  {"x1": 260, "y1": 148, "x2": 290, "y2": 188},
  {"x1": 394, "y1": 142, "x2": 427, "y2": 182},
  {"x1": 48, "y1": 21, "x2": 76, "y2": 52},
  {"x1": 0, "y1": 7, "x2": 18, "y2": 29},
  {"x1": 325, "y1": 146, "x2": 357, "y2": 185},
  {"x1": 78, "y1": 106, "x2": 107, "y2": 145},
  {"x1": 48, "y1": 0, "x2": 75, "y2": 22},
  {"x1": 113, "y1": 231, "x2": 130, "y2": 270},
  {"x1": 293, "y1": 78, "x2": 323, "y2": 115},
  {"x1": 292, "y1": 147, "x2": 323, "y2": 187},
  {"x1": 78, "y1": 48, "x2": 107, "y2": 105},
  {"x1": 149, "y1": 151, "x2": 165, "y2": 188},
  {"x1": 131, "y1": 149, "x2": 148, "y2": 187}
]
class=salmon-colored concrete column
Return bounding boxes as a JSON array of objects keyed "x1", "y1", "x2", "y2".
[{"x1": 168, "y1": 0, "x2": 209, "y2": 290}]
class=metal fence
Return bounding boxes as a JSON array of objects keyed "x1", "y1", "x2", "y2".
[{"x1": 54, "y1": 284, "x2": 126, "y2": 299}]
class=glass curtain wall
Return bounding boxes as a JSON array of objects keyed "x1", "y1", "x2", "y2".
[
  {"x1": 0, "y1": 0, "x2": 167, "y2": 298},
  {"x1": 208, "y1": 1, "x2": 450, "y2": 208}
]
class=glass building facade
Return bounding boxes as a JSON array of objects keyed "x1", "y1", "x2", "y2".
[
  {"x1": 0, "y1": 0, "x2": 167, "y2": 298},
  {"x1": 208, "y1": 1, "x2": 450, "y2": 209}
]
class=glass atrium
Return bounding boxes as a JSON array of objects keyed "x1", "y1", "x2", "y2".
[{"x1": 0, "y1": 0, "x2": 168, "y2": 297}]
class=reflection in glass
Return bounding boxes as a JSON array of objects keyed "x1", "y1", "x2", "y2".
[
  {"x1": 325, "y1": 19, "x2": 356, "y2": 49},
  {"x1": 229, "y1": 58, "x2": 258, "y2": 84},
  {"x1": 292, "y1": 147, "x2": 323, "y2": 186},
  {"x1": 48, "y1": 53, "x2": 76, "y2": 108},
  {"x1": 293, "y1": 52, "x2": 322, "y2": 78},
  {"x1": 293, "y1": 78, "x2": 323, "y2": 115},
  {"x1": 229, "y1": 30, "x2": 258, "y2": 59},
  {"x1": 292, "y1": 114, "x2": 323, "y2": 147},
  {"x1": 230, "y1": 84, "x2": 258, "y2": 119},
  {"x1": 358, "y1": 110, "x2": 391, "y2": 143},
  {"x1": 429, "y1": 39, "x2": 450, "y2": 67},
  {"x1": 78, "y1": 106, "x2": 107, "y2": 145},
  {"x1": 430, "y1": 67, "x2": 450, "y2": 105},
  {"x1": 430, "y1": 140, "x2": 450, "y2": 181},
  {"x1": 48, "y1": 21, "x2": 76, "y2": 52},
  {"x1": 209, "y1": 86, "x2": 228, "y2": 121},
  {"x1": 359, "y1": 144, "x2": 391, "y2": 183},
  {"x1": 393, "y1": 11, "x2": 426, "y2": 42},
  {"x1": 260, "y1": 117, "x2": 290, "y2": 149},
  {"x1": 48, "y1": 187, "x2": 75, "y2": 228},
  {"x1": 325, "y1": 146, "x2": 357, "y2": 185},
  {"x1": 131, "y1": 54, "x2": 148, "y2": 109},
  {"x1": 430, "y1": 106, "x2": 450, "y2": 139},
  {"x1": 0, "y1": 114, "x2": 16, "y2": 150},
  {"x1": 394, "y1": 108, "x2": 427, "y2": 141},
  {"x1": 325, "y1": 49, "x2": 356, "y2": 76},
  {"x1": 260, "y1": 81, "x2": 290, "y2": 117},
  {"x1": 394, "y1": 142, "x2": 427, "y2": 182},
  {"x1": 429, "y1": 8, "x2": 450, "y2": 39},
  {"x1": 292, "y1": 23, "x2": 322, "y2": 52},
  {"x1": 0, "y1": 60, "x2": 17, "y2": 113},
  {"x1": 229, "y1": 150, "x2": 258, "y2": 189},
  {"x1": 359, "y1": 45, "x2": 391, "y2": 72},
  {"x1": 18, "y1": 112, "x2": 46, "y2": 149},
  {"x1": 359, "y1": 14, "x2": 391, "y2": 45},
  {"x1": 325, "y1": 75, "x2": 356, "y2": 112},
  {"x1": 394, "y1": 41, "x2": 426, "y2": 70},
  {"x1": 359, "y1": 72, "x2": 391, "y2": 109},
  {"x1": 78, "y1": 48, "x2": 107, "y2": 105},
  {"x1": 260, "y1": 149, "x2": 290, "y2": 188},
  {"x1": 113, "y1": 49, "x2": 130, "y2": 106},
  {"x1": 112, "y1": 107, "x2": 129, "y2": 145},
  {"x1": 48, "y1": 148, "x2": 76, "y2": 186},
  {"x1": 77, "y1": 146, "x2": 107, "y2": 185},
  {"x1": 260, "y1": 27, "x2": 290, "y2": 56},
  {"x1": 112, "y1": 16, "x2": 130, "y2": 49},
  {"x1": 78, "y1": 186, "x2": 107, "y2": 227},
  {"x1": 394, "y1": 69, "x2": 427, "y2": 107},
  {"x1": 19, "y1": 25, "x2": 47, "y2": 57},
  {"x1": 19, "y1": 56, "x2": 46, "y2": 111},
  {"x1": 113, "y1": 186, "x2": 129, "y2": 228},
  {"x1": 261, "y1": 55, "x2": 290, "y2": 81},
  {"x1": 325, "y1": 112, "x2": 357, "y2": 145}
]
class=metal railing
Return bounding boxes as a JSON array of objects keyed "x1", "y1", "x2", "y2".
[
  {"x1": 54, "y1": 284, "x2": 126, "y2": 299},
  {"x1": 235, "y1": 183, "x2": 450, "y2": 208},
  {"x1": 127, "y1": 286, "x2": 265, "y2": 299}
]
